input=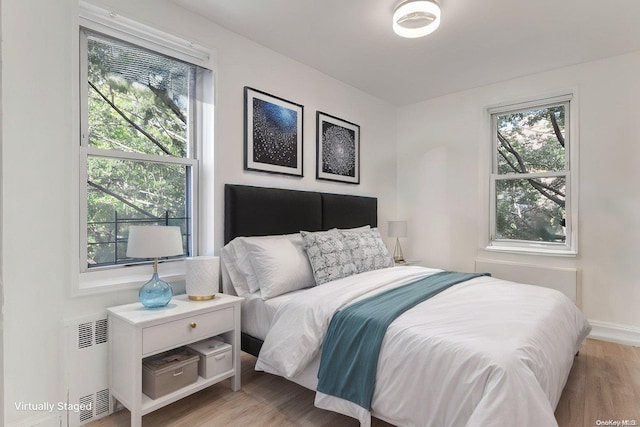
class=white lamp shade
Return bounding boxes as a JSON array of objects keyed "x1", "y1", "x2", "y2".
[
  {"x1": 126, "y1": 226, "x2": 184, "y2": 258},
  {"x1": 185, "y1": 256, "x2": 220, "y2": 300},
  {"x1": 388, "y1": 220, "x2": 408, "y2": 238}
]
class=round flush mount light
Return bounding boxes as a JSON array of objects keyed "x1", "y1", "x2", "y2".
[{"x1": 393, "y1": 0, "x2": 441, "y2": 38}]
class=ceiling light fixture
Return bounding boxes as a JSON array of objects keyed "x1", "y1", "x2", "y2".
[{"x1": 393, "y1": 0, "x2": 441, "y2": 38}]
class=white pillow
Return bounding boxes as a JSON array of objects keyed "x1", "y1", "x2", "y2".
[
  {"x1": 220, "y1": 260, "x2": 238, "y2": 296},
  {"x1": 220, "y1": 233, "x2": 306, "y2": 296},
  {"x1": 233, "y1": 238, "x2": 261, "y2": 293},
  {"x1": 243, "y1": 236, "x2": 315, "y2": 299},
  {"x1": 220, "y1": 240, "x2": 251, "y2": 296}
]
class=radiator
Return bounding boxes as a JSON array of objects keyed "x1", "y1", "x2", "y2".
[
  {"x1": 474, "y1": 259, "x2": 578, "y2": 304},
  {"x1": 63, "y1": 314, "x2": 111, "y2": 426}
]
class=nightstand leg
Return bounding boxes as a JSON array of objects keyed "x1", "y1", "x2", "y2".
[
  {"x1": 231, "y1": 372, "x2": 241, "y2": 391},
  {"x1": 130, "y1": 409, "x2": 142, "y2": 427},
  {"x1": 231, "y1": 306, "x2": 242, "y2": 391}
]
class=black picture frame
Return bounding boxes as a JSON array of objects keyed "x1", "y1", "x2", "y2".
[
  {"x1": 316, "y1": 111, "x2": 360, "y2": 184},
  {"x1": 244, "y1": 86, "x2": 304, "y2": 177}
]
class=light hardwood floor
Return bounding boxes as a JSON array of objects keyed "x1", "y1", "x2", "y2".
[{"x1": 89, "y1": 339, "x2": 639, "y2": 427}]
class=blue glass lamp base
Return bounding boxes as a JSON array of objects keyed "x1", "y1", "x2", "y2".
[{"x1": 139, "y1": 272, "x2": 173, "y2": 308}]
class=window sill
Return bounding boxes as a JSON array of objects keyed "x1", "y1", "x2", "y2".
[
  {"x1": 485, "y1": 245, "x2": 577, "y2": 257},
  {"x1": 74, "y1": 260, "x2": 185, "y2": 296}
]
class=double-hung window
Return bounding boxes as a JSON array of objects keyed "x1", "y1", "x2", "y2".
[
  {"x1": 78, "y1": 9, "x2": 212, "y2": 287},
  {"x1": 489, "y1": 95, "x2": 577, "y2": 254}
]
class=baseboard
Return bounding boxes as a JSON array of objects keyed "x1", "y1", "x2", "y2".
[
  {"x1": 9, "y1": 413, "x2": 61, "y2": 427},
  {"x1": 589, "y1": 320, "x2": 640, "y2": 347}
]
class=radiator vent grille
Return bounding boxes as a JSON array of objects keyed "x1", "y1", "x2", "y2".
[
  {"x1": 79, "y1": 394, "x2": 94, "y2": 422},
  {"x1": 95, "y1": 389, "x2": 110, "y2": 416},
  {"x1": 77, "y1": 318, "x2": 108, "y2": 349},
  {"x1": 78, "y1": 322, "x2": 93, "y2": 349},
  {"x1": 95, "y1": 319, "x2": 108, "y2": 345},
  {"x1": 66, "y1": 314, "x2": 111, "y2": 425},
  {"x1": 75, "y1": 387, "x2": 111, "y2": 424}
]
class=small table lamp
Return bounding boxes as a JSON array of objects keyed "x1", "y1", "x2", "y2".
[
  {"x1": 126, "y1": 225, "x2": 184, "y2": 308},
  {"x1": 388, "y1": 220, "x2": 407, "y2": 264}
]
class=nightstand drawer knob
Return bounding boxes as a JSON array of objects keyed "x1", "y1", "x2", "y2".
[{"x1": 190, "y1": 322, "x2": 197, "y2": 329}]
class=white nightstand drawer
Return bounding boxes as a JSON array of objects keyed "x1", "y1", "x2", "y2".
[{"x1": 142, "y1": 307, "x2": 234, "y2": 355}]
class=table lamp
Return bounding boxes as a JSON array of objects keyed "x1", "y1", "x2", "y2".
[
  {"x1": 388, "y1": 220, "x2": 407, "y2": 264},
  {"x1": 126, "y1": 225, "x2": 184, "y2": 308}
]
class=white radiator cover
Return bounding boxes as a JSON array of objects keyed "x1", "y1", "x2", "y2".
[
  {"x1": 63, "y1": 314, "x2": 111, "y2": 426},
  {"x1": 475, "y1": 259, "x2": 579, "y2": 305}
]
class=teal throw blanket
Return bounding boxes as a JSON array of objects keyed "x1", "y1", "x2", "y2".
[{"x1": 316, "y1": 271, "x2": 490, "y2": 410}]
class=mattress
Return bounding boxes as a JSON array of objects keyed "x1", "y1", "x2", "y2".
[{"x1": 240, "y1": 288, "x2": 308, "y2": 340}]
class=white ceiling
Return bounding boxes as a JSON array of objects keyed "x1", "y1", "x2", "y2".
[{"x1": 171, "y1": 0, "x2": 640, "y2": 106}]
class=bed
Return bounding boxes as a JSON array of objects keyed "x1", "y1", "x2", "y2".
[{"x1": 221, "y1": 184, "x2": 591, "y2": 427}]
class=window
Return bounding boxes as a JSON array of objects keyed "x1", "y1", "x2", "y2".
[
  {"x1": 79, "y1": 26, "x2": 209, "y2": 274},
  {"x1": 489, "y1": 95, "x2": 576, "y2": 254}
]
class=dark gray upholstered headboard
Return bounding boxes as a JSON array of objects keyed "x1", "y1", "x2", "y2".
[
  {"x1": 224, "y1": 184, "x2": 377, "y2": 244},
  {"x1": 224, "y1": 184, "x2": 377, "y2": 357}
]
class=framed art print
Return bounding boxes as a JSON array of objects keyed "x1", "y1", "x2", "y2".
[
  {"x1": 244, "y1": 87, "x2": 304, "y2": 177},
  {"x1": 316, "y1": 111, "x2": 360, "y2": 184}
]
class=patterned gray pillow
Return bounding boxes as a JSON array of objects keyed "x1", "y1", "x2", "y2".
[
  {"x1": 301, "y1": 230, "x2": 357, "y2": 285},
  {"x1": 339, "y1": 228, "x2": 394, "y2": 273}
]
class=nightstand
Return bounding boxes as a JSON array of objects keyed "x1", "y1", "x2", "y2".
[
  {"x1": 395, "y1": 260, "x2": 425, "y2": 266},
  {"x1": 107, "y1": 293, "x2": 243, "y2": 427}
]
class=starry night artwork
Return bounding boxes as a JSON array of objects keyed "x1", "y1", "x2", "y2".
[
  {"x1": 316, "y1": 112, "x2": 360, "y2": 184},
  {"x1": 244, "y1": 87, "x2": 303, "y2": 177}
]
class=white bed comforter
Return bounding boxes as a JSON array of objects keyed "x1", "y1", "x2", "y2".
[{"x1": 255, "y1": 266, "x2": 591, "y2": 427}]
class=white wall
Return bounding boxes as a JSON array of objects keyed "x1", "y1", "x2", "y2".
[
  {"x1": 0, "y1": 0, "x2": 4, "y2": 421},
  {"x1": 397, "y1": 51, "x2": 640, "y2": 335},
  {"x1": 1, "y1": 0, "x2": 398, "y2": 425},
  {"x1": 2, "y1": 1, "x2": 70, "y2": 425}
]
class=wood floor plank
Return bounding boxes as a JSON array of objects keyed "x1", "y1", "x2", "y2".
[
  {"x1": 583, "y1": 340, "x2": 640, "y2": 427},
  {"x1": 89, "y1": 339, "x2": 640, "y2": 427},
  {"x1": 584, "y1": 340, "x2": 616, "y2": 426},
  {"x1": 554, "y1": 348, "x2": 586, "y2": 427},
  {"x1": 629, "y1": 345, "x2": 640, "y2": 401},
  {"x1": 601, "y1": 342, "x2": 639, "y2": 422}
]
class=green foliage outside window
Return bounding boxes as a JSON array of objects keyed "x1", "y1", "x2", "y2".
[
  {"x1": 494, "y1": 105, "x2": 568, "y2": 243},
  {"x1": 85, "y1": 32, "x2": 196, "y2": 267}
]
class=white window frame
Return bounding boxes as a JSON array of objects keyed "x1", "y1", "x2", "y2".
[
  {"x1": 74, "y1": 2, "x2": 214, "y2": 294},
  {"x1": 487, "y1": 94, "x2": 578, "y2": 256}
]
